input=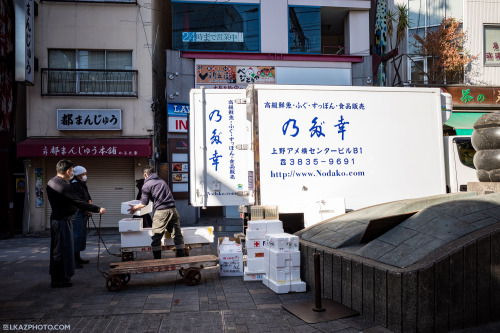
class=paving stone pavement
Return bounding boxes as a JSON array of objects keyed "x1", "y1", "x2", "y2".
[{"x1": 0, "y1": 232, "x2": 497, "y2": 333}]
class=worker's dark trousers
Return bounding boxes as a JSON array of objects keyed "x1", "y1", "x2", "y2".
[
  {"x1": 50, "y1": 217, "x2": 75, "y2": 281},
  {"x1": 151, "y1": 207, "x2": 184, "y2": 259}
]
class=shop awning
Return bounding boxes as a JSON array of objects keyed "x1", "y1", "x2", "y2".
[
  {"x1": 17, "y1": 138, "x2": 152, "y2": 157},
  {"x1": 444, "y1": 112, "x2": 487, "y2": 135}
]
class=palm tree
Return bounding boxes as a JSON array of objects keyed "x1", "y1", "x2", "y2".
[{"x1": 387, "y1": 4, "x2": 411, "y2": 86}]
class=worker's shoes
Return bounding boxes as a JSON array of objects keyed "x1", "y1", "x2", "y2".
[
  {"x1": 51, "y1": 279, "x2": 72, "y2": 288},
  {"x1": 176, "y1": 249, "x2": 189, "y2": 257},
  {"x1": 75, "y1": 252, "x2": 90, "y2": 264}
]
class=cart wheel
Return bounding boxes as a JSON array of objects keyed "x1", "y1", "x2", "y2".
[
  {"x1": 122, "y1": 252, "x2": 134, "y2": 262},
  {"x1": 119, "y1": 274, "x2": 131, "y2": 285},
  {"x1": 179, "y1": 268, "x2": 185, "y2": 278},
  {"x1": 183, "y1": 267, "x2": 201, "y2": 286},
  {"x1": 106, "y1": 276, "x2": 123, "y2": 292}
]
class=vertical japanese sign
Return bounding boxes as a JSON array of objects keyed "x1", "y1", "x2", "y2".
[
  {"x1": 190, "y1": 90, "x2": 253, "y2": 206},
  {"x1": 35, "y1": 168, "x2": 43, "y2": 208},
  {"x1": 14, "y1": 0, "x2": 34, "y2": 85}
]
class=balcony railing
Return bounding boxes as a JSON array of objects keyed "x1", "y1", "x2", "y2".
[{"x1": 41, "y1": 68, "x2": 138, "y2": 97}]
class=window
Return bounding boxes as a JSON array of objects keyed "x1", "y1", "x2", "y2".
[
  {"x1": 288, "y1": 7, "x2": 321, "y2": 53},
  {"x1": 407, "y1": 0, "x2": 464, "y2": 83},
  {"x1": 484, "y1": 25, "x2": 500, "y2": 66},
  {"x1": 45, "y1": 50, "x2": 136, "y2": 96},
  {"x1": 288, "y1": 6, "x2": 347, "y2": 55},
  {"x1": 172, "y1": 3, "x2": 260, "y2": 52},
  {"x1": 455, "y1": 138, "x2": 476, "y2": 169}
]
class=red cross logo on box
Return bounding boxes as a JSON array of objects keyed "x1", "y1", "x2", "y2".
[{"x1": 254, "y1": 241, "x2": 260, "y2": 247}]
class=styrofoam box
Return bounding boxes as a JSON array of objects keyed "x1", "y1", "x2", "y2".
[
  {"x1": 246, "y1": 258, "x2": 267, "y2": 273},
  {"x1": 262, "y1": 276, "x2": 306, "y2": 294},
  {"x1": 220, "y1": 248, "x2": 243, "y2": 277},
  {"x1": 268, "y1": 265, "x2": 301, "y2": 282},
  {"x1": 121, "y1": 200, "x2": 153, "y2": 216},
  {"x1": 243, "y1": 267, "x2": 265, "y2": 281},
  {"x1": 182, "y1": 226, "x2": 214, "y2": 238},
  {"x1": 264, "y1": 247, "x2": 300, "y2": 267},
  {"x1": 265, "y1": 220, "x2": 284, "y2": 233},
  {"x1": 247, "y1": 220, "x2": 267, "y2": 231},
  {"x1": 218, "y1": 237, "x2": 241, "y2": 253},
  {"x1": 246, "y1": 248, "x2": 266, "y2": 259},
  {"x1": 265, "y1": 233, "x2": 299, "y2": 252},
  {"x1": 246, "y1": 229, "x2": 267, "y2": 239},
  {"x1": 164, "y1": 234, "x2": 215, "y2": 246},
  {"x1": 120, "y1": 229, "x2": 156, "y2": 248},
  {"x1": 245, "y1": 238, "x2": 266, "y2": 249},
  {"x1": 118, "y1": 218, "x2": 143, "y2": 232}
]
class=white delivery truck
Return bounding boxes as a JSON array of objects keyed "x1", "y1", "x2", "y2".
[{"x1": 189, "y1": 85, "x2": 477, "y2": 230}]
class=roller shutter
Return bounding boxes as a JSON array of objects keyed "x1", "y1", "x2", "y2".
[{"x1": 45, "y1": 157, "x2": 135, "y2": 228}]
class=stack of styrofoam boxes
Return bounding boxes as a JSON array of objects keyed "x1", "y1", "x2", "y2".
[
  {"x1": 119, "y1": 200, "x2": 154, "y2": 248},
  {"x1": 244, "y1": 219, "x2": 283, "y2": 281},
  {"x1": 218, "y1": 237, "x2": 243, "y2": 276},
  {"x1": 262, "y1": 233, "x2": 306, "y2": 293}
]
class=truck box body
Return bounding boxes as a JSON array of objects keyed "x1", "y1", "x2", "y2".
[{"x1": 189, "y1": 85, "x2": 453, "y2": 218}]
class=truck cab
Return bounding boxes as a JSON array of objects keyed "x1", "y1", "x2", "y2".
[{"x1": 444, "y1": 136, "x2": 477, "y2": 193}]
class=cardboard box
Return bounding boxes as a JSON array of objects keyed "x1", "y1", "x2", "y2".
[
  {"x1": 121, "y1": 200, "x2": 153, "y2": 216},
  {"x1": 243, "y1": 268, "x2": 265, "y2": 281},
  {"x1": 265, "y1": 233, "x2": 299, "y2": 252},
  {"x1": 247, "y1": 220, "x2": 267, "y2": 231},
  {"x1": 265, "y1": 247, "x2": 300, "y2": 267},
  {"x1": 120, "y1": 229, "x2": 156, "y2": 248},
  {"x1": 245, "y1": 238, "x2": 265, "y2": 249},
  {"x1": 118, "y1": 218, "x2": 143, "y2": 232},
  {"x1": 262, "y1": 276, "x2": 306, "y2": 294},
  {"x1": 182, "y1": 226, "x2": 214, "y2": 238},
  {"x1": 219, "y1": 237, "x2": 243, "y2": 276},
  {"x1": 246, "y1": 258, "x2": 267, "y2": 273},
  {"x1": 267, "y1": 265, "x2": 301, "y2": 282}
]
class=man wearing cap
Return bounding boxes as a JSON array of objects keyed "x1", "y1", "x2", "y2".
[
  {"x1": 128, "y1": 165, "x2": 188, "y2": 259},
  {"x1": 70, "y1": 166, "x2": 92, "y2": 268},
  {"x1": 47, "y1": 159, "x2": 106, "y2": 288}
]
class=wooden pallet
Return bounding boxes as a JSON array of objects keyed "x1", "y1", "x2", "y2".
[{"x1": 106, "y1": 255, "x2": 219, "y2": 291}]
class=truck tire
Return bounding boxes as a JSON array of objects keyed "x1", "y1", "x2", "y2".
[{"x1": 471, "y1": 127, "x2": 500, "y2": 150}]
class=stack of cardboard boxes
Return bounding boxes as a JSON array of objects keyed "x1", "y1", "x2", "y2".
[{"x1": 243, "y1": 219, "x2": 283, "y2": 281}]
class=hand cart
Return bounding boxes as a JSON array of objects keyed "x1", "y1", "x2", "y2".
[
  {"x1": 120, "y1": 243, "x2": 207, "y2": 262},
  {"x1": 106, "y1": 254, "x2": 219, "y2": 292}
]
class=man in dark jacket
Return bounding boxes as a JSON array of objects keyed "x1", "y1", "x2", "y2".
[
  {"x1": 128, "y1": 165, "x2": 187, "y2": 259},
  {"x1": 70, "y1": 165, "x2": 92, "y2": 268},
  {"x1": 47, "y1": 159, "x2": 106, "y2": 288}
]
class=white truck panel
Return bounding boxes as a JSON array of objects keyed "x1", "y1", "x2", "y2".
[
  {"x1": 189, "y1": 89, "x2": 254, "y2": 207},
  {"x1": 190, "y1": 85, "x2": 448, "y2": 212},
  {"x1": 252, "y1": 85, "x2": 447, "y2": 211}
]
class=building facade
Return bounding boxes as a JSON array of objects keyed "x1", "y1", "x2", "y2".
[
  {"x1": 385, "y1": 0, "x2": 500, "y2": 131},
  {"x1": 16, "y1": 0, "x2": 159, "y2": 231},
  {"x1": 155, "y1": 0, "x2": 373, "y2": 220}
]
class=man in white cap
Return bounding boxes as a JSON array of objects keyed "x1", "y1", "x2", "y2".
[{"x1": 70, "y1": 165, "x2": 92, "y2": 268}]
